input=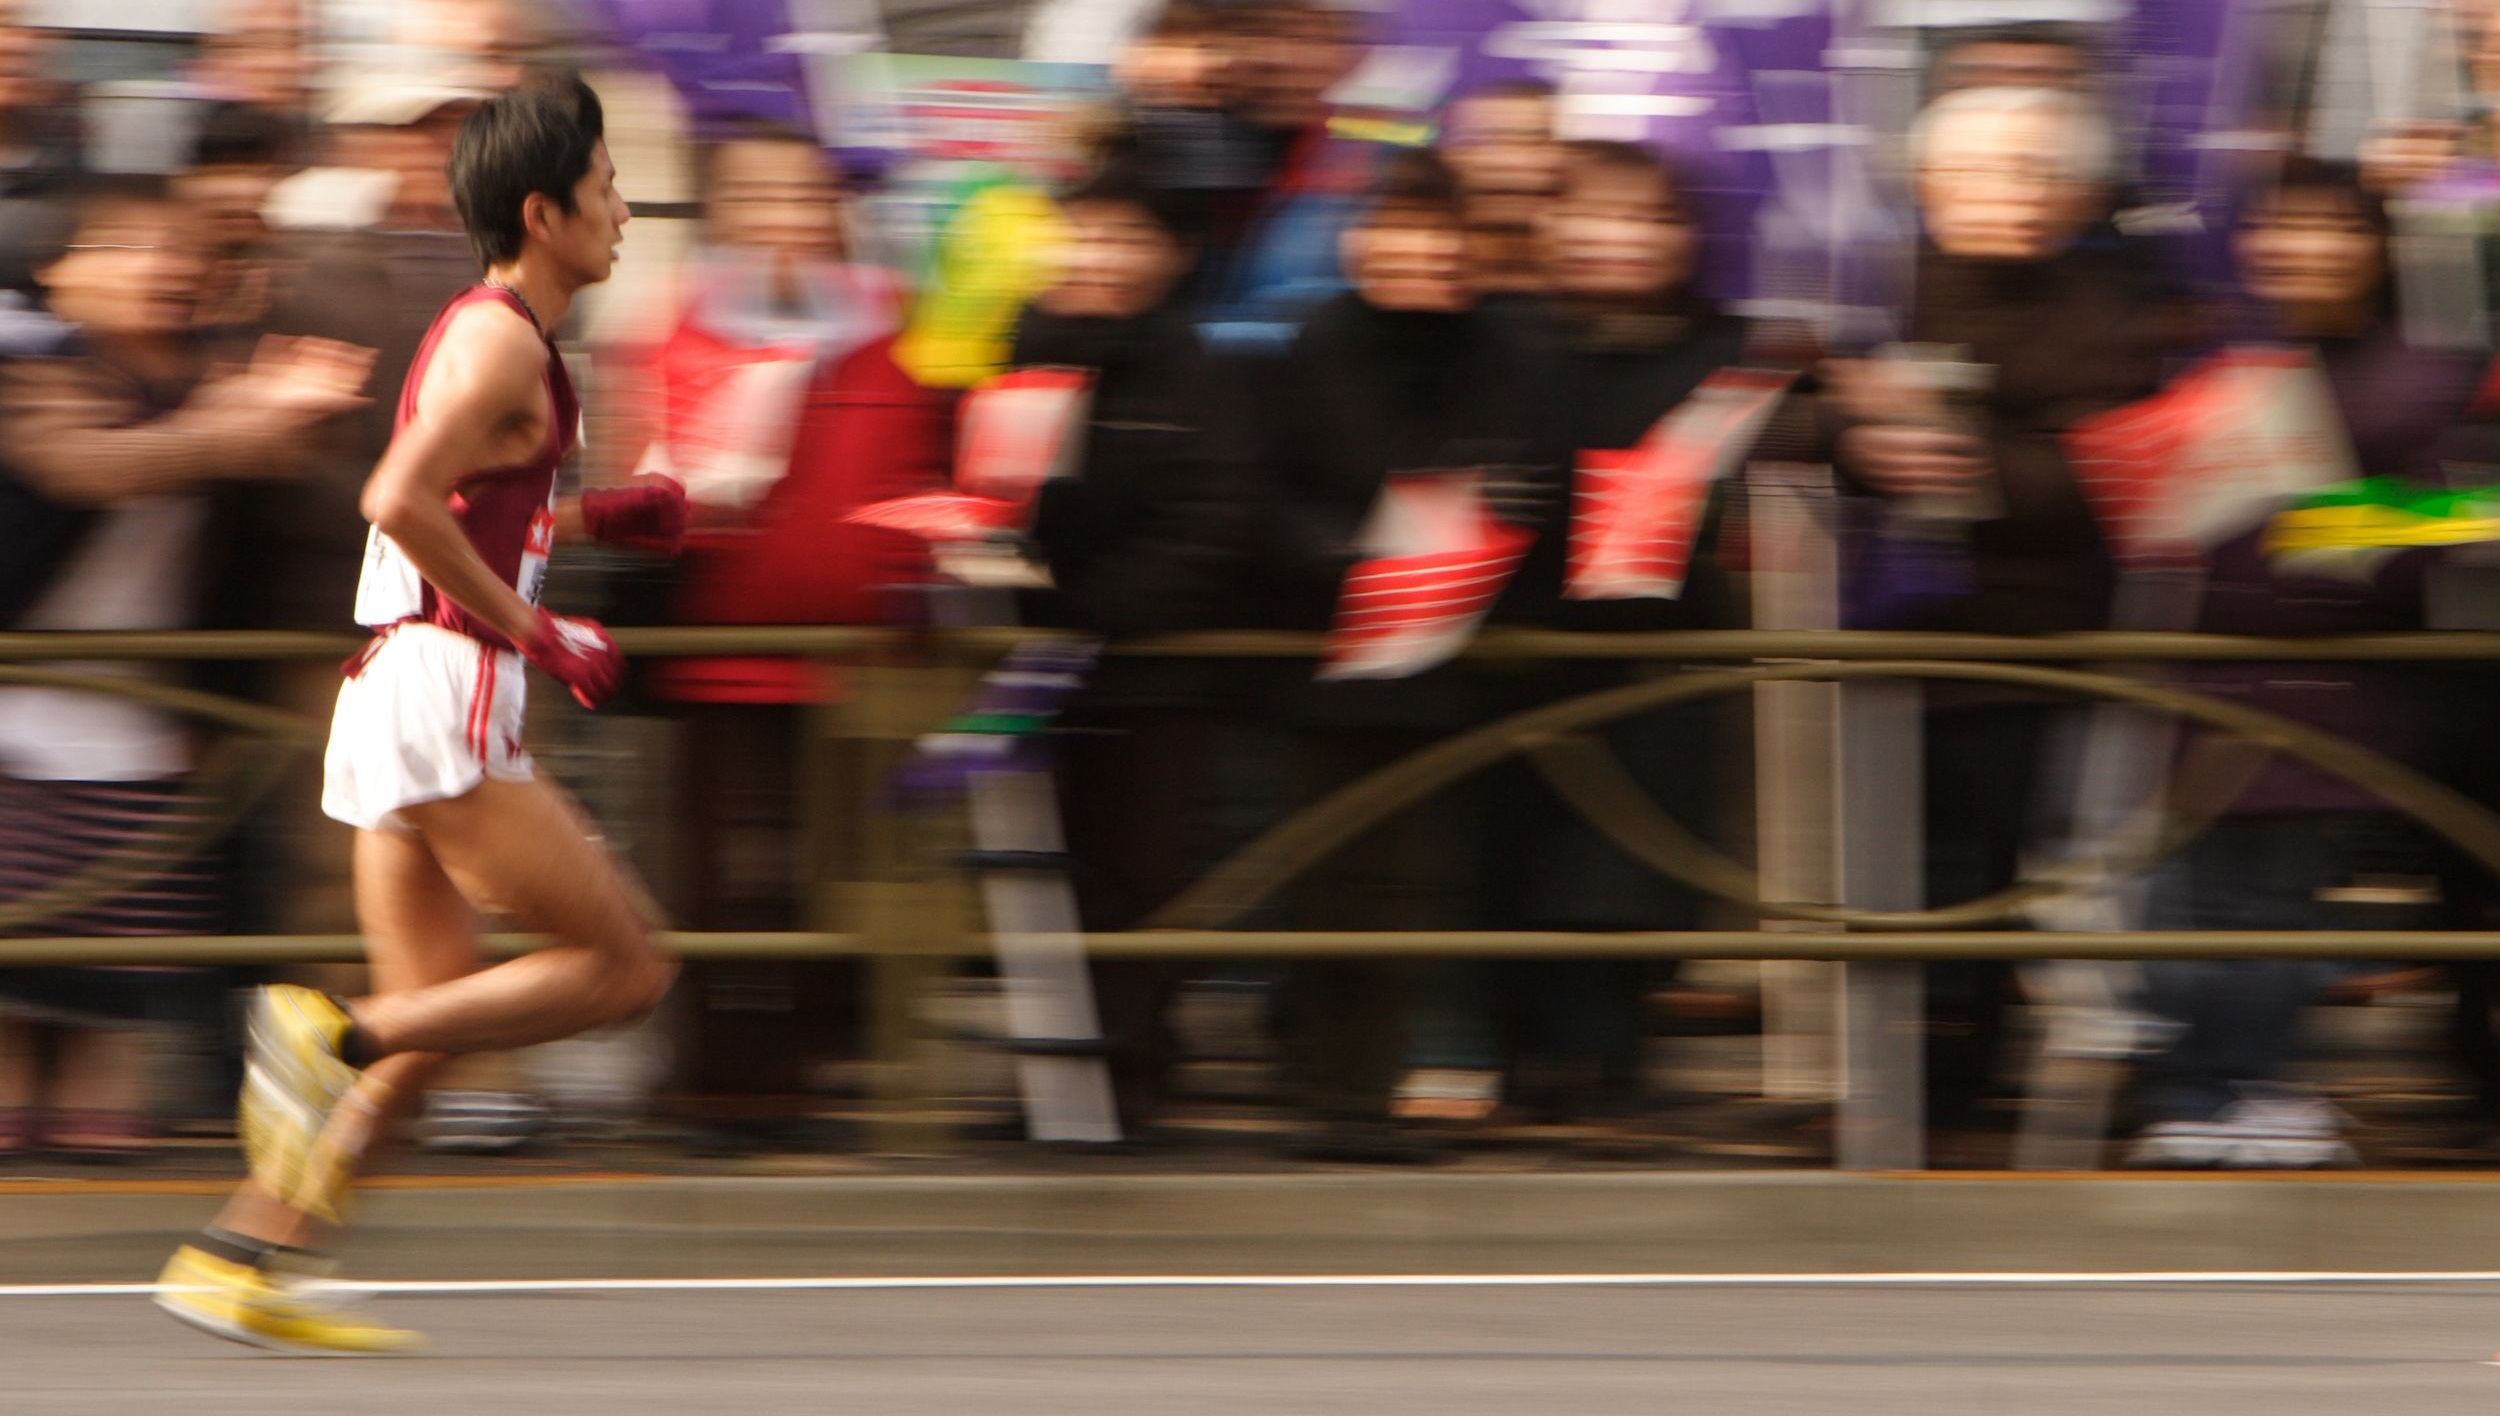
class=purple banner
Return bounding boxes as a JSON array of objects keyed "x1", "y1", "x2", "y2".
[
  {"x1": 578, "y1": 1, "x2": 2258, "y2": 307},
  {"x1": 585, "y1": 0, "x2": 815, "y2": 136}
]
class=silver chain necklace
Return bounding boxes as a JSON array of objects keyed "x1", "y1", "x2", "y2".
[{"x1": 483, "y1": 278, "x2": 545, "y2": 338}]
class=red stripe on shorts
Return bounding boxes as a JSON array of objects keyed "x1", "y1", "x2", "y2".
[{"x1": 467, "y1": 649, "x2": 493, "y2": 762}]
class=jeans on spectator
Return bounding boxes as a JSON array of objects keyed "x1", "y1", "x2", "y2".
[
  {"x1": 1282, "y1": 727, "x2": 1490, "y2": 1119},
  {"x1": 2138, "y1": 814, "x2": 2379, "y2": 1123}
]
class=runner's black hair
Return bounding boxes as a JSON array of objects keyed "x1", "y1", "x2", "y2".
[{"x1": 450, "y1": 70, "x2": 607, "y2": 271}]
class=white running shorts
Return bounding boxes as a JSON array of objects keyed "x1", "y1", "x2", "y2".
[{"x1": 322, "y1": 622, "x2": 534, "y2": 833}]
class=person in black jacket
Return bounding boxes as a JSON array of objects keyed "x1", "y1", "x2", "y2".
[
  {"x1": 1019, "y1": 167, "x2": 1247, "y2": 639},
  {"x1": 1824, "y1": 84, "x2": 2195, "y2": 1155},
  {"x1": 1249, "y1": 148, "x2": 1558, "y2": 1157},
  {"x1": 1470, "y1": 141, "x2": 1755, "y2": 1124},
  {"x1": 1012, "y1": 159, "x2": 1253, "y2": 1131}
]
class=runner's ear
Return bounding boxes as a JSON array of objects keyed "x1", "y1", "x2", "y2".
[{"x1": 519, "y1": 188, "x2": 558, "y2": 248}]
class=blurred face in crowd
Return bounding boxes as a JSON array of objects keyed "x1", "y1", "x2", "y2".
[
  {"x1": 401, "y1": 0, "x2": 542, "y2": 89},
  {"x1": 1931, "y1": 40, "x2": 2089, "y2": 95},
  {"x1": 1916, "y1": 100, "x2": 2101, "y2": 261},
  {"x1": 0, "y1": 0, "x2": 55, "y2": 114},
  {"x1": 1344, "y1": 200, "x2": 1468, "y2": 313},
  {"x1": 2468, "y1": 2, "x2": 2500, "y2": 104},
  {"x1": 179, "y1": 161, "x2": 285, "y2": 258},
  {"x1": 197, "y1": 1, "x2": 312, "y2": 112},
  {"x1": 1118, "y1": 29, "x2": 1225, "y2": 109},
  {"x1": 1542, "y1": 159, "x2": 1697, "y2": 302},
  {"x1": 708, "y1": 137, "x2": 848, "y2": 266},
  {"x1": 197, "y1": 39, "x2": 312, "y2": 112},
  {"x1": 41, "y1": 199, "x2": 211, "y2": 341},
  {"x1": 1230, "y1": 5, "x2": 1358, "y2": 131},
  {"x1": 2237, "y1": 184, "x2": 2385, "y2": 332},
  {"x1": 1042, "y1": 198, "x2": 1187, "y2": 320},
  {"x1": 1442, "y1": 92, "x2": 1561, "y2": 227},
  {"x1": 394, "y1": 106, "x2": 474, "y2": 227}
]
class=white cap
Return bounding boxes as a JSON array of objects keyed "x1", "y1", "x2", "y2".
[{"x1": 325, "y1": 78, "x2": 492, "y2": 128}]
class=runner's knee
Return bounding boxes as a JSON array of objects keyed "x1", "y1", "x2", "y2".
[{"x1": 586, "y1": 943, "x2": 675, "y2": 1026}]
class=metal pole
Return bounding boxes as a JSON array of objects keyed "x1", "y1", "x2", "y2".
[{"x1": 1750, "y1": 462, "x2": 1844, "y2": 1103}]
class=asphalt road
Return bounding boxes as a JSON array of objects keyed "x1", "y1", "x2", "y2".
[{"x1": 9, "y1": 1281, "x2": 2500, "y2": 1415}]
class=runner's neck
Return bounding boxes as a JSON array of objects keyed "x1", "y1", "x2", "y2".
[{"x1": 481, "y1": 257, "x2": 576, "y2": 336}]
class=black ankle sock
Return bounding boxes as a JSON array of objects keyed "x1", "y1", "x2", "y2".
[
  {"x1": 194, "y1": 1226, "x2": 274, "y2": 1269},
  {"x1": 334, "y1": 1001, "x2": 382, "y2": 1069}
]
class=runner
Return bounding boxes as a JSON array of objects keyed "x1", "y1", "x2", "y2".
[{"x1": 157, "y1": 72, "x2": 686, "y2": 1355}]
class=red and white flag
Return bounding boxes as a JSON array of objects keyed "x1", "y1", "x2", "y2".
[
  {"x1": 1320, "y1": 472, "x2": 1533, "y2": 682},
  {"x1": 846, "y1": 366, "x2": 1097, "y2": 548},
  {"x1": 955, "y1": 366, "x2": 1095, "y2": 503},
  {"x1": 844, "y1": 490, "x2": 1026, "y2": 542},
  {"x1": 2063, "y1": 348, "x2": 2357, "y2": 565},
  {"x1": 634, "y1": 336, "x2": 818, "y2": 511},
  {"x1": 1568, "y1": 368, "x2": 1795, "y2": 600}
]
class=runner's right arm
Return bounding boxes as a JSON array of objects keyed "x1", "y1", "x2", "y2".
[{"x1": 358, "y1": 307, "x2": 553, "y2": 649}]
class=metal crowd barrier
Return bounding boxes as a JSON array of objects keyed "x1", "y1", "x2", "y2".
[
  {"x1": 5, "y1": 624, "x2": 2500, "y2": 1161},
  {"x1": 5, "y1": 624, "x2": 2500, "y2": 963}
]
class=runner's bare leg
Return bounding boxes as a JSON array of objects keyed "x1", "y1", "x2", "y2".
[
  {"x1": 209, "y1": 826, "x2": 487, "y2": 1247},
  {"x1": 344, "y1": 775, "x2": 674, "y2": 1057}
]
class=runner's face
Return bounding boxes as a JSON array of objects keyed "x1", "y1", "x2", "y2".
[{"x1": 543, "y1": 140, "x2": 628, "y2": 285}]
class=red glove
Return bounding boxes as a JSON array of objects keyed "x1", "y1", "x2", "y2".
[
  {"x1": 579, "y1": 474, "x2": 688, "y2": 556},
  {"x1": 521, "y1": 609, "x2": 625, "y2": 709}
]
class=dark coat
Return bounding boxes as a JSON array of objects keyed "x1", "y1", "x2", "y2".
[
  {"x1": 1245, "y1": 292, "x2": 1560, "y2": 728},
  {"x1": 1014, "y1": 303, "x2": 1253, "y2": 639},
  {"x1": 2175, "y1": 326, "x2": 2485, "y2": 815},
  {"x1": 1494, "y1": 302, "x2": 1752, "y2": 635},
  {"x1": 1835, "y1": 244, "x2": 2193, "y2": 636}
]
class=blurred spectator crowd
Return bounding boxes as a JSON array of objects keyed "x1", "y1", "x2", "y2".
[{"x1": 14, "y1": 0, "x2": 2500, "y2": 1173}]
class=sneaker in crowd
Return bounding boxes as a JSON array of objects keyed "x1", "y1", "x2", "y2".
[
  {"x1": 1390, "y1": 1068, "x2": 1501, "y2": 1125},
  {"x1": 2125, "y1": 1088, "x2": 2359, "y2": 1169}
]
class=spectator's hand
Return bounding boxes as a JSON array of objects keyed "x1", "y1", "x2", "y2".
[
  {"x1": 209, "y1": 335, "x2": 376, "y2": 421},
  {"x1": 187, "y1": 337, "x2": 374, "y2": 480},
  {"x1": 521, "y1": 609, "x2": 626, "y2": 709},
  {"x1": 580, "y1": 474, "x2": 689, "y2": 556},
  {"x1": 1839, "y1": 423, "x2": 1990, "y2": 498},
  {"x1": 2360, "y1": 120, "x2": 2465, "y2": 195},
  {"x1": 1820, "y1": 356, "x2": 1951, "y2": 427}
]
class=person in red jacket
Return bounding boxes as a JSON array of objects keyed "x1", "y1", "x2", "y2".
[
  {"x1": 636, "y1": 123, "x2": 940, "y2": 684},
  {"x1": 624, "y1": 123, "x2": 946, "y2": 1132}
]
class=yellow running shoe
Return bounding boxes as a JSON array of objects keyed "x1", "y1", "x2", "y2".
[
  {"x1": 286, "y1": 1076, "x2": 398, "y2": 1225},
  {"x1": 154, "y1": 1244, "x2": 424, "y2": 1356},
  {"x1": 239, "y1": 985, "x2": 360, "y2": 1213}
]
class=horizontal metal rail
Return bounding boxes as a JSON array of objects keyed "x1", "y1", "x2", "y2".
[
  {"x1": 7, "y1": 626, "x2": 2500, "y2": 663},
  {"x1": 0, "y1": 930, "x2": 2493, "y2": 965},
  {"x1": 4, "y1": 625, "x2": 2497, "y2": 967}
]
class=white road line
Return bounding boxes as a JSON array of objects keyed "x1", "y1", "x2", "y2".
[{"x1": 17, "y1": 1271, "x2": 2500, "y2": 1298}]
